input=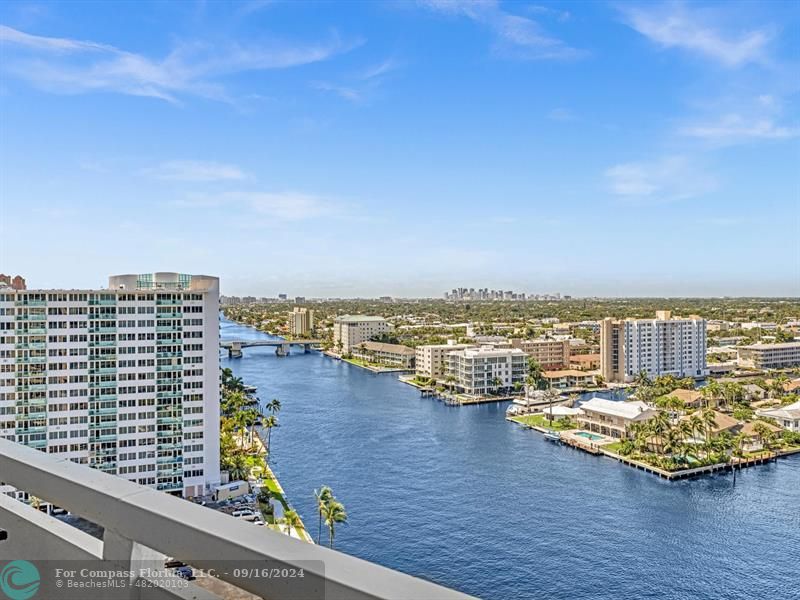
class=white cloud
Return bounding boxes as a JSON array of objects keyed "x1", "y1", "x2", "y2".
[
  {"x1": 605, "y1": 156, "x2": 717, "y2": 202},
  {"x1": 143, "y1": 161, "x2": 248, "y2": 182},
  {"x1": 313, "y1": 57, "x2": 401, "y2": 104},
  {"x1": 176, "y1": 191, "x2": 338, "y2": 221},
  {"x1": 311, "y1": 81, "x2": 363, "y2": 103},
  {"x1": 0, "y1": 25, "x2": 358, "y2": 103},
  {"x1": 419, "y1": 0, "x2": 583, "y2": 60},
  {"x1": 618, "y1": 3, "x2": 773, "y2": 67},
  {"x1": 679, "y1": 113, "x2": 799, "y2": 143}
]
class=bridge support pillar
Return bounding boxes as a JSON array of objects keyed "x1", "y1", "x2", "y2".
[
  {"x1": 303, "y1": 344, "x2": 311, "y2": 353},
  {"x1": 275, "y1": 343, "x2": 290, "y2": 357},
  {"x1": 229, "y1": 342, "x2": 242, "y2": 358}
]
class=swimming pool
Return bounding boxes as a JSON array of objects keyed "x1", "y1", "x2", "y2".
[{"x1": 575, "y1": 431, "x2": 604, "y2": 441}]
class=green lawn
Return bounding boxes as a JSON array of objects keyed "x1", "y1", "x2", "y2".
[
  {"x1": 603, "y1": 442, "x2": 624, "y2": 454},
  {"x1": 511, "y1": 414, "x2": 575, "y2": 431}
]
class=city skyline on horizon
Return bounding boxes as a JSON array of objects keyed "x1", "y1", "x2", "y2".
[{"x1": 1, "y1": 1, "x2": 798, "y2": 297}]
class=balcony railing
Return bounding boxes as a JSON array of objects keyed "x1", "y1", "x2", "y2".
[{"x1": 0, "y1": 438, "x2": 472, "y2": 600}]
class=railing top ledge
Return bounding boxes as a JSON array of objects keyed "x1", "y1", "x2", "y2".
[{"x1": 0, "y1": 438, "x2": 474, "y2": 600}]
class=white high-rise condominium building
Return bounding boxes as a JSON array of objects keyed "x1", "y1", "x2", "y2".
[
  {"x1": 332, "y1": 315, "x2": 389, "y2": 354},
  {"x1": 446, "y1": 347, "x2": 528, "y2": 395},
  {"x1": 0, "y1": 272, "x2": 220, "y2": 499},
  {"x1": 600, "y1": 310, "x2": 707, "y2": 383}
]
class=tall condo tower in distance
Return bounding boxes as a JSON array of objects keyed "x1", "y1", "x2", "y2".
[
  {"x1": 600, "y1": 310, "x2": 707, "y2": 383},
  {"x1": 0, "y1": 272, "x2": 221, "y2": 498}
]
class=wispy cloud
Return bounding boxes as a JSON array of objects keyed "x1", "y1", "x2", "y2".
[
  {"x1": 175, "y1": 191, "x2": 339, "y2": 221},
  {"x1": 677, "y1": 93, "x2": 799, "y2": 145},
  {"x1": 0, "y1": 24, "x2": 358, "y2": 104},
  {"x1": 313, "y1": 57, "x2": 402, "y2": 103},
  {"x1": 618, "y1": 2, "x2": 773, "y2": 67},
  {"x1": 142, "y1": 160, "x2": 248, "y2": 182},
  {"x1": 419, "y1": 0, "x2": 583, "y2": 60},
  {"x1": 605, "y1": 155, "x2": 717, "y2": 202},
  {"x1": 679, "y1": 113, "x2": 799, "y2": 143}
]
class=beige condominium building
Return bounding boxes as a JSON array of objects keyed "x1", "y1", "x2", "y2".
[
  {"x1": 446, "y1": 346, "x2": 528, "y2": 396},
  {"x1": 352, "y1": 341, "x2": 416, "y2": 369},
  {"x1": 600, "y1": 311, "x2": 707, "y2": 383},
  {"x1": 333, "y1": 315, "x2": 390, "y2": 354},
  {"x1": 415, "y1": 343, "x2": 476, "y2": 380},
  {"x1": 289, "y1": 307, "x2": 314, "y2": 337},
  {"x1": 0, "y1": 272, "x2": 221, "y2": 499},
  {"x1": 737, "y1": 342, "x2": 800, "y2": 370},
  {"x1": 509, "y1": 338, "x2": 570, "y2": 370}
]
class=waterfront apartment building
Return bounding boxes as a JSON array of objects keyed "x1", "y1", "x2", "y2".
[
  {"x1": 415, "y1": 343, "x2": 477, "y2": 380},
  {"x1": 509, "y1": 338, "x2": 570, "y2": 370},
  {"x1": 288, "y1": 307, "x2": 314, "y2": 337},
  {"x1": 352, "y1": 341, "x2": 416, "y2": 369},
  {"x1": 737, "y1": 342, "x2": 800, "y2": 370},
  {"x1": 333, "y1": 315, "x2": 389, "y2": 354},
  {"x1": 600, "y1": 311, "x2": 707, "y2": 383},
  {"x1": 446, "y1": 347, "x2": 527, "y2": 396},
  {"x1": 0, "y1": 272, "x2": 221, "y2": 499}
]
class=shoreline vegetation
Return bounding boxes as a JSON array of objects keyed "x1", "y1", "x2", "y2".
[
  {"x1": 220, "y1": 368, "x2": 347, "y2": 544},
  {"x1": 509, "y1": 374, "x2": 800, "y2": 480}
]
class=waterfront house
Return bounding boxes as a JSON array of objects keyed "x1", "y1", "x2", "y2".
[
  {"x1": 678, "y1": 410, "x2": 739, "y2": 440},
  {"x1": 662, "y1": 388, "x2": 705, "y2": 410},
  {"x1": 576, "y1": 398, "x2": 658, "y2": 439},
  {"x1": 741, "y1": 384, "x2": 768, "y2": 401},
  {"x1": 756, "y1": 400, "x2": 800, "y2": 432},
  {"x1": 738, "y1": 421, "x2": 783, "y2": 452}
]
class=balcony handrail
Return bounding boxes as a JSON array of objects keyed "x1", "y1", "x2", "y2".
[{"x1": 0, "y1": 438, "x2": 473, "y2": 600}]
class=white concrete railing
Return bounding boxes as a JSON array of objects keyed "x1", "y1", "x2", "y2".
[{"x1": 0, "y1": 438, "x2": 474, "y2": 600}]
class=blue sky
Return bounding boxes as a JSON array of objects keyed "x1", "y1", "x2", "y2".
[{"x1": 0, "y1": 0, "x2": 798, "y2": 297}]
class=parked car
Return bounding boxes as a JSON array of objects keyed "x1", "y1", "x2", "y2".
[
  {"x1": 174, "y1": 566, "x2": 194, "y2": 580},
  {"x1": 164, "y1": 558, "x2": 185, "y2": 569},
  {"x1": 232, "y1": 509, "x2": 255, "y2": 518}
]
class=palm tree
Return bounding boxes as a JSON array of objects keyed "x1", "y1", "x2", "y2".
[
  {"x1": 527, "y1": 360, "x2": 546, "y2": 391},
  {"x1": 283, "y1": 509, "x2": 302, "y2": 537},
  {"x1": 491, "y1": 377, "x2": 503, "y2": 395},
  {"x1": 266, "y1": 398, "x2": 282, "y2": 415},
  {"x1": 263, "y1": 415, "x2": 278, "y2": 459},
  {"x1": 543, "y1": 388, "x2": 561, "y2": 423},
  {"x1": 314, "y1": 486, "x2": 333, "y2": 544},
  {"x1": 227, "y1": 453, "x2": 248, "y2": 481},
  {"x1": 634, "y1": 370, "x2": 651, "y2": 388},
  {"x1": 323, "y1": 499, "x2": 348, "y2": 548},
  {"x1": 650, "y1": 412, "x2": 671, "y2": 454},
  {"x1": 701, "y1": 380, "x2": 720, "y2": 409},
  {"x1": 700, "y1": 409, "x2": 718, "y2": 459}
]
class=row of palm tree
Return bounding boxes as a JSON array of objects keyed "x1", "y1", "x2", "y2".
[
  {"x1": 314, "y1": 486, "x2": 348, "y2": 548},
  {"x1": 624, "y1": 408, "x2": 780, "y2": 469}
]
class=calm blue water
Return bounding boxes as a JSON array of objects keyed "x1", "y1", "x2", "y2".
[{"x1": 222, "y1": 319, "x2": 800, "y2": 600}]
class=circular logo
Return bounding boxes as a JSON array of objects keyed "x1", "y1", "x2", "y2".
[{"x1": 0, "y1": 561, "x2": 40, "y2": 600}]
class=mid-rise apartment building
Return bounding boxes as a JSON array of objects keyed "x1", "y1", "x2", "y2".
[
  {"x1": 737, "y1": 342, "x2": 800, "y2": 370},
  {"x1": 415, "y1": 343, "x2": 476, "y2": 380},
  {"x1": 288, "y1": 307, "x2": 314, "y2": 337},
  {"x1": 0, "y1": 272, "x2": 220, "y2": 499},
  {"x1": 509, "y1": 338, "x2": 570, "y2": 370},
  {"x1": 600, "y1": 311, "x2": 707, "y2": 383},
  {"x1": 333, "y1": 315, "x2": 389, "y2": 354},
  {"x1": 352, "y1": 341, "x2": 416, "y2": 369},
  {"x1": 446, "y1": 347, "x2": 527, "y2": 395}
]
